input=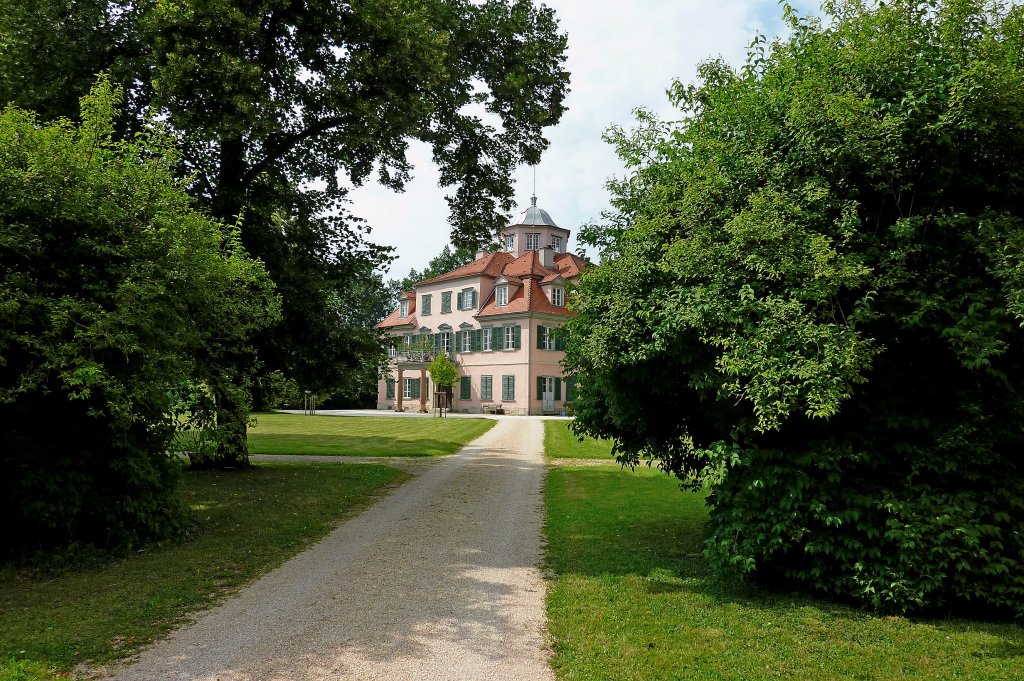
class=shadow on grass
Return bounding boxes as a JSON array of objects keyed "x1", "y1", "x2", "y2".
[{"x1": 246, "y1": 434, "x2": 467, "y2": 457}]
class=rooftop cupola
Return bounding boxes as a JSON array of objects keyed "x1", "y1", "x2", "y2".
[{"x1": 502, "y1": 194, "x2": 570, "y2": 257}]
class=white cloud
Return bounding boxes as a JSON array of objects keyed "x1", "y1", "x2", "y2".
[{"x1": 349, "y1": 1, "x2": 821, "y2": 280}]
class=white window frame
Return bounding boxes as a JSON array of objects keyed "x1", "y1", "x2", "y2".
[
  {"x1": 504, "y1": 325, "x2": 515, "y2": 350},
  {"x1": 403, "y1": 378, "x2": 414, "y2": 399},
  {"x1": 542, "y1": 326, "x2": 554, "y2": 350},
  {"x1": 460, "y1": 329, "x2": 472, "y2": 353},
  {"x1": 504, "y1": 234, "x2": 515, "y2": 252},
  {"x1": 441, "y1": 332, "x2": 452, "y2": 356},
  {"x1": 526, "y1": 232, "x2": 540, "y2": 250},
  {"x1": 482, "y1": 327, "x2": 491, "y2": 351},
  {"x1": 551, "y1": 235, "x2": 563, "y2": 253},
  {"x1": 399, "y1": 299, "x2": 409, "y2": 317},
  {"x1": 552, "y1": 287, "x2": 564, "y2": 307},
  {"x1": 496, "y1": 285, "x2": 508, "y2": 307}
]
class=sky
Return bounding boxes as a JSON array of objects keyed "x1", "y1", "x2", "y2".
[{"x1": 349, "y1": 0, "x2": 821, "y2": 281}]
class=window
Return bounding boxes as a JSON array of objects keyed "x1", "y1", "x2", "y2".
[
  {"x1": 441, "y1": 291, "x2": 452, "y2": 313},
  {"x1": 504, "y1": 233, "x2": 515, "y2": 252},
  {"x1": 460, "y1": 376, "x2": 471, "y2": 400},
  {"x1": 404, "y1": 334, "x2": 413, "y2": 347},
  {"x1": 403, "y1": 378, "x2": 414, "y2": 399},
  {"x1": 386, "y1": 378, "x2": 395, "y2": 399},
  {"x1": 459, "y1": 330, "x2": 472, "y2": 353},
  {"x1": 496, "y1": 285, "x2": 508, "y2": 307},
  {"x1": 552, "y1": 286, "x2": 564, "y2": 307},
  {"x1": 399, "y1": 299, "x2": 409, "y2": 317},
  {"x1": 421, "y1": 294, "x2": 432, "y2": 316},
  {"x1": 482, "y1": 327, "x2": 491, "y2": 351},
  {"x1": 502, "y1": 375, "x2": 515, "y2": 401},
  {"x1": 551, "y1": 235, "x2": 563, "y2": 253},
  {"x1": 481, "y1": 375, "x2": 493, "y2": 401},
  {"x1": 537, "y1": 325, "x2": 554, "y2": 350},
  {"x1": 526, "y1": 232, "x2": 540, "y2": 250},
  {"x1": 504, "y1": 325, "x2": 516, "y2": 350},
  {"x1": 458, "y1": 288, "x2": 477, "y2": 310},
  {"x1": 441, "y1": 332, "x2": 451, "y2": 357}
]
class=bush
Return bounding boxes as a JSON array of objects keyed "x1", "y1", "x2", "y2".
[
  {"x1": 566, "y1": 0, "x2": 1024, "y2": 615},
  {"x1": 0, "y1": 79, "x2": 276, "y2": 557}
]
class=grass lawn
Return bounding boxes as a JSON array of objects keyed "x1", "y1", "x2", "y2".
[
  {"x1": 245, "y1": 412, "x2": 495, "y2": 457},
  {"x1": 545, "y1": 467, "x2": 1024, "y2": 680},
  {"x1": 0, "y1": 462, "x2": 407, "y2": 681},
  {"x1": 544, "y1": 420, "x2": 614, "y2": 460}
]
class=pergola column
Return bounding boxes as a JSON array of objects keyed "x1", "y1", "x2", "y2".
[
  {"x1": 419, "y1": 367, "x2": 428, "y2": 413},
  {"x1": 395, "y1": 367, "x2": 404, "y2": 412}
]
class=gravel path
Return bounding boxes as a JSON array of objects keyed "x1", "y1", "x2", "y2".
[{"x1": 107, "y1": 418, "x2": 552, "y2": 681}]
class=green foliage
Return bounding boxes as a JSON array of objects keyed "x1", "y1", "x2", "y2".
[
  {"x1": 566, "y1": 0, "x2": 1024, "y2": 615},
  {"x1": 387, "y1": 243, "x2": 479, "y2": 300},
  {"x1": 428, "y1": 353, "x2": 460, "y2": 388},
  {"x1": 0, "y1": 79, "x2": 277, "y2": 557},
  {"x1": 0, "y1": 0, "x2": 569, "y2": 428}
]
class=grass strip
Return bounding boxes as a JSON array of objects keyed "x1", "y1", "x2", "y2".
[
  {"x1": 0, "y1": 462, "x2": 407, "y2": 680},
  {"x1": 545, "y1": 466, "x2": 1024, "y2": 680},
  {"x1": 543, "y1": 420, "x2": 614, "y2": 460},
  {"x1": 246, "y1": 412, "x2": 495, "y2": 457}
]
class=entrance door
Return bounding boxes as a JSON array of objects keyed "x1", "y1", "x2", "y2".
[{"x1": 542, "y1": 377, "x2": 555, "y2": 413}]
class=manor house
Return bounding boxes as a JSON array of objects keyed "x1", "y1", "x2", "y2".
[{"x1": 375, "y1": 197, "x2": 585, "y2": 415}]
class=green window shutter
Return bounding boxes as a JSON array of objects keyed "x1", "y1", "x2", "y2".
[
  {"x1": 471, "y1": 289, "x2": 478, "y2": 308},
  {"x1": 491, "y1": 326, "x2": 502, "y2": 349},
  {"x1": 441, "y1": 291, "x2": 451, "y2": 313},
  {"x1": 537, "y1": 376, "x2": 544, "y2": 400},
  {"x1": 472, "y1": 329, "x2": 482, "y2": 351},
  {"x1": 502, "y1": 375, "x2": 515, "y2": 401},
  {"x1": 386, "y1": 379, "x2": 395, "y2": 399},
  {"x1": 434, "y1": 333, "x2": 441, "y2": 352},
  {"x1": 514, "y1": 325, "x2": 521, "y2": 349},
  {"x1": 410, "y1": 378, "x2": 420, "y2": 399},
  {"x1": 460, "y1": 376, "x2": 471, "y2": 400},
  {"x1": 423, "y1": 295, "x2": 431, "y2": 315},
  {"x1": 536, "y1": 325, "x2": 545, "y2": 349},
  {"x1": 555, "y1": 328, "x2": 566, "y2": 351},
  {"x1": 481, "y1": 375, "x2": 492, "y2": 401},
  {"x1": 555, "y1": 378, "x2": 562, "y2": 401}
]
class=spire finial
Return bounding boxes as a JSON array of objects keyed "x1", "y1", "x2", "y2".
[
  {"x1": 531, "y1": 165, "x2": 537, "y2": 206},
  {"x1": 531, "y1": 194, "x2": 537, "y2": 206}
]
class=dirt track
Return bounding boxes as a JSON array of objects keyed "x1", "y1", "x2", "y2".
[{"x1": 106, "y1": 418, "x2": 552, "y2": 681}]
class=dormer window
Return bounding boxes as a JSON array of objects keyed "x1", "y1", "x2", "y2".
[
  {"x1": 552, "y1": 287, "x2": 564, "y2": 307},
  {"x1": 496, "y1": 285, "x2": 509, "y2": 307},
  {"x1": 399, "y1": 299, "x2": 409, "y2": 317},
  {"x1": 504, "y1": 234, "x2": 515, "y2": 252},
  {"x1": 526, "y1": 233, "x2": 540, "y2": 250},
  {"x1": 551, "y1": 235, "x2": 563, "y2": 253}
]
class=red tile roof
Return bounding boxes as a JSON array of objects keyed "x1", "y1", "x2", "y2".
[
  {"x1": 416, "y1": 251, "x2": 514, "y2": 286},
  {"x1": 375, "y1": 294, "x2": 417, "y2": 329},
  {"x1": 379, "y1": 249, "x2": 587, "y2": 324},
  {"x1": 478, "y1": 278, "x2": 571, "y2": 317}
]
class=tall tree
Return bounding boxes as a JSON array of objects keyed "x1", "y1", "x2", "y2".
[
  {"x1": 386, "y1": 243, "x2": 479, "y2": 302},
  {"x1": 0, "y1": 0, "x2": 570, "y2": 459},
  {"x1": 566, "y1": 0, "x2": 1024, "y2": 616},
  {"x1": 0, "y1": 79, "x2": 277, "y2": 554}
]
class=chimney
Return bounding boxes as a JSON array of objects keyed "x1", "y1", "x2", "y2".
[
  {"x1": 476, "y1": 248, "x2": 487, "y2": 260},
  {"x1": 539, "y1": 246, "x2": 554, "y2": 268}
]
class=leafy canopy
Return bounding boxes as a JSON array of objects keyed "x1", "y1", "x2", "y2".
[
  {"x1": 566, "y1": 0, "x2": 1024, "y2": 615},
  {"x1": 0, "y1": 78, "x2": 278, "y2": 555}
]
